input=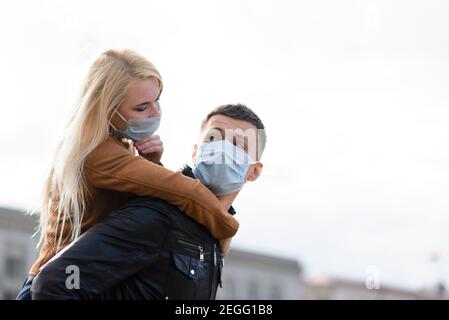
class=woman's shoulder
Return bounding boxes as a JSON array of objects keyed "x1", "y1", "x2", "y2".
[
  {"x1": 85, "y1": 136, "x2": 132, "y2": 167},
  {"x1": 106, "y1": 135, "x2": 130, "y2": 148}
]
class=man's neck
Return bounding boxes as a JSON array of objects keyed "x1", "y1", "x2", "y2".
[{"x1": 217, "y1": 192, "x2": 238, "y2": 212}]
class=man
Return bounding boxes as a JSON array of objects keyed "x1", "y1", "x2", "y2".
[{"x1": 30, "y1": 103, "x2": 266, "y2": 299}]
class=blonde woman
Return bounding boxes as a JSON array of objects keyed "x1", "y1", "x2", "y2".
[{"x1": 18, "y1": 49, "x2": 238, "y2": 297}]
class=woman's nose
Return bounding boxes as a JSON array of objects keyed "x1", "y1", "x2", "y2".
[{"x1": 149, "y1": 101, "x2": 161, "y2": 117}]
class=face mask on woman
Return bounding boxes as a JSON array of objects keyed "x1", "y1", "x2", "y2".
[
  {"x1": 109, "y1": 103, "x2": 161, "y2": 141},
  {"x1": 192, "y1": 139, "x2": 255, "y2": 196}
]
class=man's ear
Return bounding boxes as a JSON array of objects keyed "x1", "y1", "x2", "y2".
[
  {"x1": 246, "y1": 162, "x2": 263, "y2": 182},
  {"x1": 192, "y1": 144, "x2": 198, "y2": 164}
]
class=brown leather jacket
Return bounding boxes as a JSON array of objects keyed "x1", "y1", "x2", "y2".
[{"x1": 29, "y1": 136, "x2": 239, "y2": 276}]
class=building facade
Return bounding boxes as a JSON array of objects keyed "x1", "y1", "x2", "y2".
[
  {"x1": 0, "y1": 207, "x2": 38, "y2": 300},
  {"x1": 305, "y1": 276, "x2": 446, "y2": 300},
  {"x1": 216, "y1": 248, "x2": 304, "y2": 299}
]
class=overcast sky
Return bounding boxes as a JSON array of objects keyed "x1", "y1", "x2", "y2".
[{"x1": 1, "y1": 0, "x2": 448, "y2": 291}]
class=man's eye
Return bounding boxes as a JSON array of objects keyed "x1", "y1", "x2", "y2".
[{"x1": 236, "y1": 142, "x2": 245, "y2": 149}]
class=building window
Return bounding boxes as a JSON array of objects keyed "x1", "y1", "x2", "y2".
[
  {"x1": 270, "y1": 283, "x2": 282, "y2": 299},
  {"x1": 3, "y1": 241, "x2": 27, "y2": 279},
  {"x1": 225, "y1": 279, "x2": 236, "y2": 299},
  {"x1": 4, "y1": 256, "x2": 25, "y2": 279},
  {"x1": 247, "y1": 281, "x2": 259, "y2": 299},
  {"x1": 3, "y1": 291, "x2": 17, "y2": 300}
]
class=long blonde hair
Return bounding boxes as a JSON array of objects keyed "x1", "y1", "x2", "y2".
[{"x1": 38, "y1": 49, "x2": 163, "y2": 251}]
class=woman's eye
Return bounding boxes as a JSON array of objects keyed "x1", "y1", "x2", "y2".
[
  {"x1": 136, "y1": 104, "x2": 149, "y2": 111},
  {"x1": 208, "y1": 135, "x2": 215, "y2": 141}
]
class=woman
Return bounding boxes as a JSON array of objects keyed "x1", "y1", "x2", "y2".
[{"x1": 16, "y1": 49, "x2": 238, "y2": 299}]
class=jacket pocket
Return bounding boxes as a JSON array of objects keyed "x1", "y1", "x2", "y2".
[
  {"x1": 172, "y1": 252, "x2": 206, "y2": 280},
  {"x1": 165, "y1": 251, "x2": 209, "y2": 299},
  {"x1": 176, "y1": 239, "x2": 205, "y2": 262}
]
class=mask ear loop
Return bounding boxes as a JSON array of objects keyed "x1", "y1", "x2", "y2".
[{"x1": 108, "y1": 107, "x2": 127, "y2": 131}]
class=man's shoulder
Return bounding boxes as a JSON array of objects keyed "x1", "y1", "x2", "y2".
[
  {"x1": 121, "y1": 195, "x2": 176, "y2": 210},
  {"x1": 107, "y1": 194, "x2": 218, "y2": 242},
  {"x1": 121, "y1": 196, "x2": 197, "y2": 229},
  {"x1": 101, "y1": 196, "x2": 175, "y2": 234}
]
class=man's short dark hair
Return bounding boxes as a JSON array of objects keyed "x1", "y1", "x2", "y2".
[{"x1": 201, "y1": 103, "x2": 266, "y2": 159}]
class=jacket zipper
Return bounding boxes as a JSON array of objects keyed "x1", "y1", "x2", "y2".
[
  {"x1": 177, "y1": 239, "x2": 204, "y2": 262},
  {"x1": 208, "y1": 243, "x2": 216, "y2": 299},
  {"x1": 219, "y1": 254, "x2": 224, "y2": 288}
]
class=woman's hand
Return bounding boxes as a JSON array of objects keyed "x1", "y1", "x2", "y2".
[{"x1": 134, "y1": 135, "x2": 164, "y2": 164}]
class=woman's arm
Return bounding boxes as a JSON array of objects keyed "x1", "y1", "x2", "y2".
[{"x1": 84, "y1": 137, "x2": 239, "y2": 240}]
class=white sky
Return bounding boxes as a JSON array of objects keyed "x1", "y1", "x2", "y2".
[{"x1": 0, "y1": 0, "x2": 448, "y2": 291}]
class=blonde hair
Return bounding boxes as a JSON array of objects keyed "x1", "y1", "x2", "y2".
[{"x1": 38, "y1": 49, "x2": 163, "y2": 250}]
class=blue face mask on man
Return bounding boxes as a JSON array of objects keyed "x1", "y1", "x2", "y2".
[
  {"x1": 109, "y1": 102, "x2": 161, "y2": 141},
  {"x1": 192, "y1": 139, "x2": 255, "y2": 196}
]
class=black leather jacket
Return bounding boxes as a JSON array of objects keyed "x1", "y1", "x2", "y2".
[{"x1": 31, "y1": 166, "x2": 235, "y2": 300}]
